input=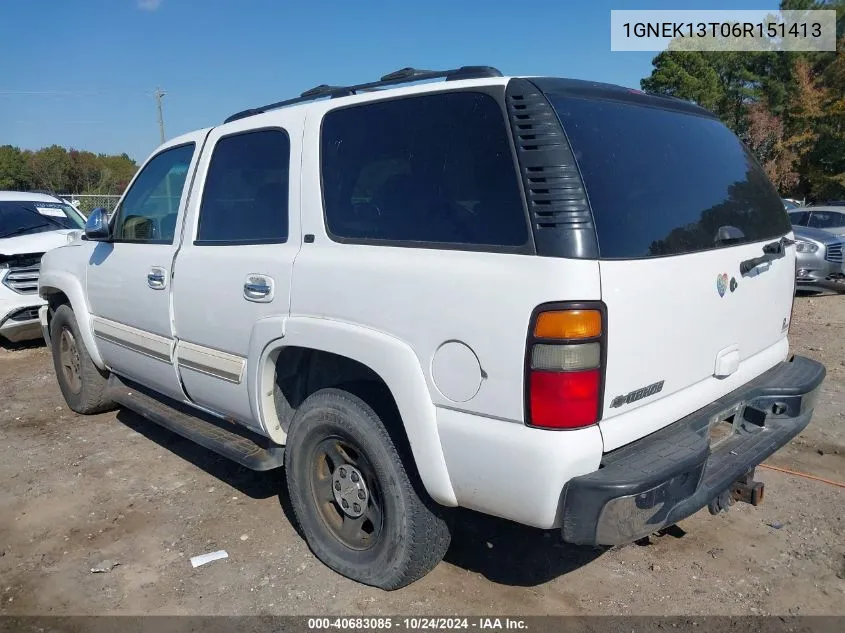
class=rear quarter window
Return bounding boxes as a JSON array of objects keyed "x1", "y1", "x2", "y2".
[
  {"x1": 549, "y1": 96, "x2": 792, "y2": 259},
  {"x1": 320, "y1": 91, "x2": 529, "y2": 249}
]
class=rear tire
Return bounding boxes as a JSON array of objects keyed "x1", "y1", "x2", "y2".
[
  {"x1": 285, "y1": 387, "x2": 451, "y2": 590},
  {"x1": 50, "y1": 304, "x2": 115, "y2": 414}
]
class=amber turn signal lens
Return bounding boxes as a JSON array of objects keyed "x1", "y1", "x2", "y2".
[{"x1": 534, "y1": 310, "x2": 601, "y2": 340}]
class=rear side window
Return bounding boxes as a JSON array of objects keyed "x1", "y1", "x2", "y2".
[
  {"x1": 197, "y1": 129, "x2": 289, "y2": 245},
  {"x1": 549, "y1": 96, "x2": 792, "y2": 259},
  {"x1": 808, "y1": 211, "x2": 845, "y2": 229},
  {"x1": 321, "y1": 91, "x2": 528, "y2": 248}
]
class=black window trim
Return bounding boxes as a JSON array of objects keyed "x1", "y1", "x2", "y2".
[
  {"x1": 318, "y1": 86, "x2": 536, "y2": 255},
  {"x1": 193, "y1": 126, "x2": 292, "y2": 247},
  {"x1": 109, "y1": 142, "x2": 197, "y2": 246}
]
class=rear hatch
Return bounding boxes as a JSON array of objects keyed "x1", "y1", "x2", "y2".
[{"x1": 548, "y1": 92, "x2": 795, "y2": 451}]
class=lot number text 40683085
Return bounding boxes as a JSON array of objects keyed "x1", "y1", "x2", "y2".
[{"x1": 307, "y1": 618, "x2": 528, "y2": 630}]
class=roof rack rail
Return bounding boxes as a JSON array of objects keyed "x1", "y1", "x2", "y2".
[{"x1": 224, "y1": 65, "x2": 502, "y2": 123}]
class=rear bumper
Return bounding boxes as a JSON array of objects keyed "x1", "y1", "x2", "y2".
[{"x1": 561, "y1": 355, "x2": 825, "y2": 546}]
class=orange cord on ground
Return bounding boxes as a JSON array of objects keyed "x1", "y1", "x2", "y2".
[{"x1": 759, "y1": 463, "x2": 845, "y2": 489}]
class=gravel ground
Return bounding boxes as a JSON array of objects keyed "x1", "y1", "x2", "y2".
[{"x1": 0, "y1": 293, "x2": 843, "y2": 616}]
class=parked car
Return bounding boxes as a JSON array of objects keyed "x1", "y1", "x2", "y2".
[
  {"x1": 789, "y1": 206, "x2": 845, "y2": 238},
  {"x1": 38, "y1": 67, "x2": 825, "y2": 589},
  {"x1": 0, "y1": 191, "x2": 85, "y2": 343},
  {"x1": 788, "y1": 224, "x2": 845, "y2": 289},
  {"x1": 782, "y1": 199, "x2": 801, "y2": 210}
]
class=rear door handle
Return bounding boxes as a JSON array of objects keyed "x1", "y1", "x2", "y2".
[
  {"x1": 147, "y1": 267, "x2": 167, "y2": 290},
  {"x1": 244, "y1": 274, "x2": 274, "y2": 302}
]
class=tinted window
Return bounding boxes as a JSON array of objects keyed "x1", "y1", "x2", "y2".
[
  {"x1": 0, "y1": 201, "x2": 84, "y2": 238},
  {"x1": 808, "y1": 211, "x2": 845, "y2": 229},
  {"x1": 197, "y1": 129, "x2": 289, "y2": 244},
  {"x1": 321, "y1": 92, "x2": 527, "y2": 247},
  {"x1": 549, "y1": 96, "x2": 791, "y2": 259},
  {"x1": 114, "y1": 143, "x2": 195, "y2": 243},
  {"x1": 789, "y1": 211, "x2": 810, "y2": 226}
]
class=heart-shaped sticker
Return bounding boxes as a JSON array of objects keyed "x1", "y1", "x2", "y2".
[{"x1": 716, "y1": 273, "x2": 728, "y2": 297}]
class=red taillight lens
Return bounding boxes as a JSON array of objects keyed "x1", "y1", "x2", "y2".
[
  {"x1": 526, "y1": 304, "x2": 605, "y2": 430},
  {"x1": 529, "y1": 369, "x2": 600, "y2": 429}
]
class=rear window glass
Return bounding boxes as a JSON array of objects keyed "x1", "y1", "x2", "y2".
[
  {"x1": 321, "y1": 91, "x2": 528, "y2": 248},
  {"x1": 549, "y1": 96, "x2": 791, "y2": 259}
]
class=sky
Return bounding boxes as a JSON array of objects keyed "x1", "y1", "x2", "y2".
[{"x1": 0, "y1": 0, "x2": 782, "y2": 162}]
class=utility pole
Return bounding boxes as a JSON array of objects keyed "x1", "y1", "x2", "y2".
[
  {"x1": 154, "y1": 87, "x2": 172, "y2": 212},
  {"x1": 154, "y1": 87, "x2": 166, "y2": 144}
]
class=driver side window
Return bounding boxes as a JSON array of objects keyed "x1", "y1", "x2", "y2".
[{"x1": 113, "y1": 143, "x2": 195, "y2": 244}]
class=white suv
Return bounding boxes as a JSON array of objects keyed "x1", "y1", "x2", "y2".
[
  {"x1": 0, "y1": 191, "x2": 85, "y2": 343},
  {"x1": 38, "y1": 67, "x2": 825, "y2": 589}
]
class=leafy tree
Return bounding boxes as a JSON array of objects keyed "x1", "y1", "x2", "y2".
[
  {"x1": 27, "y1": 145, "x2": 72, "y2": 192},
  {"x1": 0, "y1": 145, "x2": 138, "y2": 196},
  {"x1": 0, "y1": 146, "x2": 29, "y2": 190},
  {"x1": 640, "y1": 0, "x2": 845, "y2": 199},
  {"x1": 640, "y1": 51, "x2": 722, "y2": 112},
  {"x1": 746, "y1": 103, "x2": 799, "y2": 190}
]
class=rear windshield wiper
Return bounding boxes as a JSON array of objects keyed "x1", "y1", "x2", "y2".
[{"x1": 740, "y1": 236, "x2": 796, "y2": 275}]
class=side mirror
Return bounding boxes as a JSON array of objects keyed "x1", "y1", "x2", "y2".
[{"x1": 84, "y1": 208, "x2": 111, "y2": 241}]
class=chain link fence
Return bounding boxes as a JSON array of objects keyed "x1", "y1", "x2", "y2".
[{"x1": 58, "y1": 194, "x2": 122, "y2": 216}]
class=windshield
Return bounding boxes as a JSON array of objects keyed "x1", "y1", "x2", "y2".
[
  {"x1": 0, "y1": 200, "x2": 85, "y2": 239},
  {"x1": 549, "y1": 95, "x2": 792, "y2": 259}
]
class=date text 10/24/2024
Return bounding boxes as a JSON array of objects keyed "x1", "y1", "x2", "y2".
[{"x1": 308, "y1": 618, "x2": 527, "y2": 630}]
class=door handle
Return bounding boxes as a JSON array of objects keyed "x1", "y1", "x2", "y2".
[
  {"x1": 147, "y1": 267, "x2": 167, "y2": 290},
  {"x1": 244, "y1": 274, "x2": 274, "y2": 302}
]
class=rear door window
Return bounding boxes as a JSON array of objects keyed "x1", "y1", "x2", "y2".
[
  {"x1": 548, "y1": 96, "x2": 791, "y2": 259},
  {"x1": 321, "y1": 91, "x2": 528, "y2": 249}
]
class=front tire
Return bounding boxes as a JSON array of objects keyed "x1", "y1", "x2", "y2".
[
  {"x1": 50, "y1": 304, "x2": 115, "y2": 414},
  {"x1": 285, "y1": 387, "x2": 451, "y2": 590}
]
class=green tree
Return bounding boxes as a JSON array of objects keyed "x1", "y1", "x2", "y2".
[
  {"x1": 640, "y1": 51, "x2": 722, "y2": 112},
  {"x1": 0, "y1": 145, "x2": 29, "y2": 190},
  {"x1": 27, "y1": 145, "x2": 72, "y2": 192}
]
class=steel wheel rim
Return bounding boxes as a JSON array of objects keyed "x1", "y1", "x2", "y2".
[
  {"x1": 59, "y1": 328, "x2": 82, "y2": 394},
  {"x1": 310, "y1": 436, "x2": 384, "y2": 551}
]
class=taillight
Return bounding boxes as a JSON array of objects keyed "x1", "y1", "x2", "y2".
[{"x1": 525, "y1": 304, "x2": 605, "y2": 430}]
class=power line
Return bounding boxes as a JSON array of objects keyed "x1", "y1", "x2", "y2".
[{"x1": 0, "y1": 90, "x2": 156, "y2": 96}]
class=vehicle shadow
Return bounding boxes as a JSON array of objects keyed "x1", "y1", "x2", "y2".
[
  {"x1": 0, "y1": 338, "x2": 46, "y2": 352},
  {"x1": 442, "y1": 509, "x2": 604, "y2": 586},
  {"x1": 114, "y1": 407, "x2": 604, "y2": 586},
  {"x1": 114, "y1": 408, "x2": 281, "y2": 500}
]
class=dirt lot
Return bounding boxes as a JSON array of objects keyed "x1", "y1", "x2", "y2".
[{"x1": 1, "y1": 295, "x2": 843, "y2": 616}]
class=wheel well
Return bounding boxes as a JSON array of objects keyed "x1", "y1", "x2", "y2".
[
  {"x1": 271, "y1": 347, "x2": 400, "y2": 432},
  {"x1": 40, "y1": 288, "x2": 70, "y2": 332},
  {"x1": 268, "y1": 346, "x2": 422, "y2": 491}
]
